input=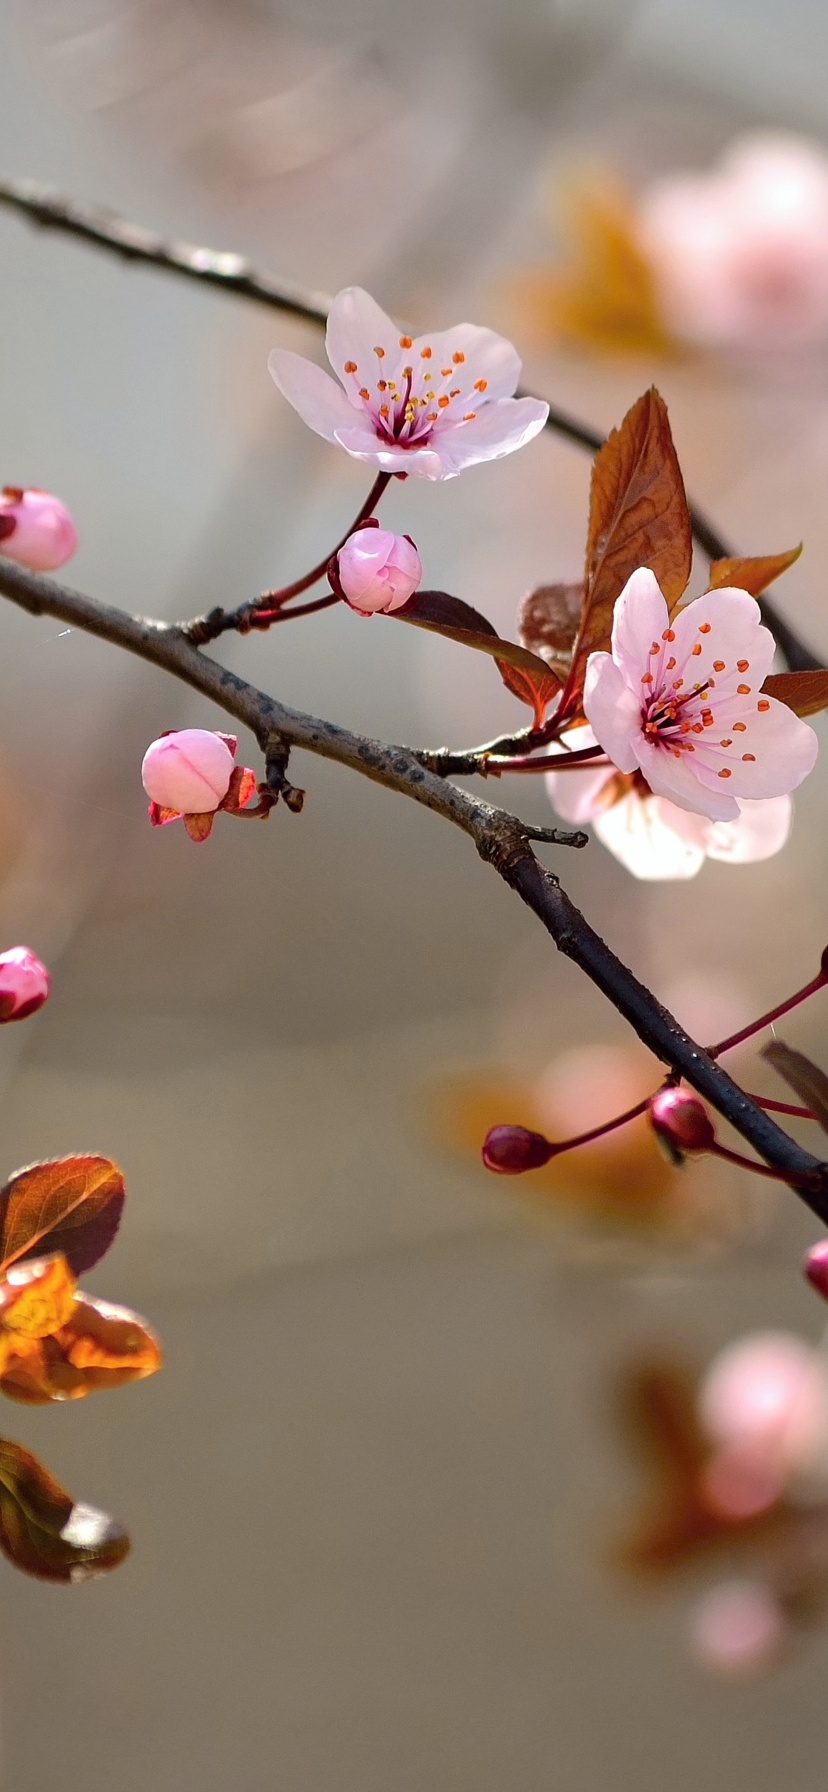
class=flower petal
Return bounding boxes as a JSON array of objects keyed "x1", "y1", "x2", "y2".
[
  {"x1": 705, "y1": 795, "x2": 792, "y2": 863},
  {"x1": 690, "y1": 694, "x2": 818, "y2": 801},
  {"x1": 583, "y1": 653, "x2": 642, "y2": 773},
  {"x1": 544, "y1": 728, "x2": 618, "y2": 822},
  {"x1": 669, "y1": 586, "x2": 775, "y2": 701},
  {"x1": 611, "y1": 568, "x2": 670, "y2": 685},
  {"x1": 431, "y1": 398, "x2": 549, "y2": 475},
  {"x1": 332, "y1": 424, "x2": 444, "y2": 479},
  {"x1": 410, "y1": 324, "x2": 522, "y2": 402},
  {"x1": 594, "y1": 792, "x2": 708, "y2": 880},
  {"x1": 635, "y1": 733, "x2": 740, "y2": 819},
  {"x1": 325, "y1": 287, "x2": 402, "y2": 390},
  {"x1": 268, "y1": 349, "x2": 357, "y2": 441}
]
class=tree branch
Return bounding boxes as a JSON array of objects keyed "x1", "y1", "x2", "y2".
[
  {"x1": 0, "y1": 176, "x2": 820, "y2": 673},
  {"x1": 0, "y1": 553, "x2": 824, "y2": 1211}
]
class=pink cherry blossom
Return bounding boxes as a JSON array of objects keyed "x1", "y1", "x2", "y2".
[
  {"x1": 269, "y1": 286, "x2": 549, "y2": 480},
  {"x1": 142, "y1": 730, "x2": 235, "y2": 815},
  {"x1": 0, "y1": 488, "x2": 77, "y2": 571},
  {"x1": 545, "y1": 724, "x2": 794, "y2": 880},
  {"x1": 0, "y1": 946, "x2": 50, "y2": 1022},
  {"x1": 335, "y1": 526, "x2": 421, "y2": 615},
  {"x1": 690, "y1": 1580, "x2": 788, "y2": 1677},
  {"x1": 699, "y1": 1332, "x2": 828, "y2": 1481},
  {"x1": 638, "y1": 133, "x2": 828, "y2": 350},
  {"x1": 582, "y1": 568, "x2": 817, "y2": 825}
]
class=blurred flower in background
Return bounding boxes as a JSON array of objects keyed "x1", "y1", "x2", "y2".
[
  {"x1": 617, "y1": 1330, "x2": 828, "y2": 1678},
  {"x1": 518, "y1": 132, "x2": 828, "y2": 359}
]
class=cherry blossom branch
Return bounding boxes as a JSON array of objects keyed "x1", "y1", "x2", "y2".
[
  {"x1": 0, "y1": 554, "x2": 824, "y2": 1210},
  {"x1": 0, "y1": 177, "x2": 820, "y2": 673}
]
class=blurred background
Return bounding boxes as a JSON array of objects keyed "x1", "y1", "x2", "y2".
[{"x1": 1, "y1": 0, "x2": 828, "y2": 1785}]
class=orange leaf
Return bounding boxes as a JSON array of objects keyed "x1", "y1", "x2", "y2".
[
  {"x1": 0, "y1": 1155, "x2": 125, "y2": 1277},
  {"x1": 760, "y1": 669, "x2": 828, "y2": 718},
  {"x1": 0, "y1": 1291, "x2": 162, "y2": 1404},
  {"x1": 182, "y1": 811, "x2": 215, "y2": 842},
  {"x1": 568, "y1": 389, "x2": 692, "y2": 702},
  {"x1": 523, "y1": 177, "x2": 679, "y2": 358},
  {"x1": 220, "y1": 765, "x2": 257, "y2": 813},
  {"x1": 0, "y1": 1254, "x2": 75, "y2": 1339},
  {"x1": 394, "y1": 589, "x2": 562, "y2": 724},
  {"x1": 707, "y1": 545, "x2": 802, "y2": 597},
  {"x1": 0, "y1": 1437, "x2": 129, "y2": 1581}
]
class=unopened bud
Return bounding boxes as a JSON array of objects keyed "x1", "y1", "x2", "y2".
[
  {"x1": 142, "y1": 729, "x2": 235, "y2": 815},
  {"x1": 482, "y1": 1125, "x2": 553, "y2": 1174},
  {"x1": 804, "y1": 1239, "x2": 828, "y2": 1301},
  {"x1": 648, "y1": 1086, "x2": 716, "y2": 1162},
  {"x1": 334, "y1": 526, "x2": 421, "y2": 615},
  {"x1": 0, "y1": 487, "x2": 77, "y2": 571},
  {"x1": 0, "y1": 946, "x2": 50, "y2": 1022}
]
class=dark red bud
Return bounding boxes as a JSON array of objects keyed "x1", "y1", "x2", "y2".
[
  {"x1": 804, "y1": 1240, "x2": 828, "y2": 1301},
  {"x1": 482, "y1": 1125, "x2": 553, "y2": 1175},
  {"x1": 648, "y1": 1086, "x2": 716, "y2": 1163}
]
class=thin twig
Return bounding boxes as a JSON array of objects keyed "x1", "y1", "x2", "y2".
[
  {"x1": 0, "y1": 177, "x2": 820, "y2": 672},
  {"x1": 0, "y1": 553, "x2": 824, "y2": 1212}
]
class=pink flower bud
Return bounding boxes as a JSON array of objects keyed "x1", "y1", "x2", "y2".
[
  {"x1": 0, "y1": 488, "x2": 77, "y2": 571},
  {"x1": 804, "y1": 1239, "x2": 828, "y2": 1301},
  {"x1": 0, "y1": 947, "x2": 50, "y2": 1022},
  {"x1": 141, "y1": 730, "x2": 235, "y2": 815},
  {"x1": 648, "y1": 1086, "x2": 716, "y2": 1161},
  {"x1": 482, "y1": 1125, "x2": 553, "y2": 1174},
  {"x1": 335, "y1": 527, "x2": 421, "y2": 615},
  {"x1": 699, "y1": 1332, "x2": 828, "y2": 1477}
]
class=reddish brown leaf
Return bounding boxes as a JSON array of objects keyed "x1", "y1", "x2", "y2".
[
  {"x1": 0, "y1": 1156, "x2": 126, "y2": 1278},
  {"x1": 568, "y1": 389, "x2": 692, "y2": 700},
  {"x1": 762, "y1": 1041, "x2": 828, "y2": 1138},
  {"x1": 0, "y1": 1437, "x2": 129, "y2": 1581},
  {"x1": 0, "y1": 1288, "x2": 162, "y2": 1405},
  {"x1": 518, "y1": 581, "x2": 585, "y2": 679},
  {"x1": 761, "y1": 669, "x2": 828, "y2": 718},
  {"x1": 182, "y1": 811, "x2": 215, "y2": 842},
  {"x1": 393, "y1": 588, "x2": 561, "y2": 724},
  {"x1": 708, "y1": 545, "x2": 802, "y2": 596},
  {"x1": 0, "y1": 1253, "x2": 76, "y2": 1338},
  {"x1": 219, "y1": 764, "x2": 257, "y2": 814}
]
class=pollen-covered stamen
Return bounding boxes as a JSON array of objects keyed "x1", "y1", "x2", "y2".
[{"x1": 642, "y1": 679, "x2": 713, "y2": 747}]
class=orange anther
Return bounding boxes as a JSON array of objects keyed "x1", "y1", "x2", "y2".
[
  {"x1": 666, "y1": 656, "x2": 676, "y2": 671},
  {"x1": 374, "y1": 346, "x2": 385, "y2": 358},
  {"x1": 377, "y1": 380, "x2": 387, "y2": 391},
  {"x1": 718, "y1": 768, "x2": 732, "y2": 778},
  {"x1": 733, "y1": 722, "x2": 747, "y2": 732},
  {"x1": 649, "y1": 641, "x2": 661, "y2": 654},
  {"x1": 737, "y1": 659, "x2": 750, "y2": 672},
  {"x1": 441, "y1": 368, "x2": 452, "y2": 377},
  {"x1": 344, "y1": 360, "x2": 358, "y2": 374},
  {"x1": 742, "y1": 753, "x2": 756, "y2": 762},
  {"x1": 713, "y1": 659, "x2": 725, "y2": 671},
  {"x1": 420, "y1": 346, "x2": 432, "y2": 359},
  {"x1": 359, "y1": 387, "x2": 370, "y2": 400},
  {"x1": 699, "y1": 622, "x2": 711, "y2": 634},
  {"x1": 737, "y1": 683, "x2": 751, "y2": 695},
  {"x1": 719, "y1": 738, "x2": 732, "y2": 747},
  {"x1": 452, "y1": 351, "x2": 465, "y2": 364},
  {"x1": 438, "y1": 395, "x2": 450, "y2": 408},
  {"x1": 691, "y1": 643, "x2": 702, "y2": 657},
  {"x1": 399, "y1": 335, "x2": 413, "y2": 349},
  {"x1": 474, "y1": 379, "x2": 488, "y2": 392},
  {"x1": 462, "y1": 412, "x2": 476, "y2": 421},
  {"x1": 662, "y1": 628, "x2": 675, "y2": 642},
  {"x1": 758, "y1": 699, "x2": 770, "y2": 711}
]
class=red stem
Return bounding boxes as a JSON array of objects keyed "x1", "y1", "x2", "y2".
[
  {"x1": 709, "y1": 1139, "x2": 823, "y2": 1190},
  {"x1": 257, "y1": 470, "x2": 392, "y2": 612},
  {"x1": 710, "y1": 970, "x2": 828, "y2": 1058},
  {"x1": 489, "y1": 745, "x2": 612, "y2": 774},
  {"x1": 752, "y1": 1095, "x2": 815, "y2": 1118}
]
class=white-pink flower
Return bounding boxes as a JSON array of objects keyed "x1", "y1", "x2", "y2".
[
  {"x1": 269, "y1": 287, "x2": 549, "y2": 480},
  {"x1": 638, "y1": 133, "x2": 828, "y2": 350},
  {"x1": 546, "y1": 725, "x2": 796, "y2": 882},
  {"x1": 335, "y1": 526, "x2": 421, "y2": 615},
  {"x1": 582, "y1": 567, "x2": 817, "y2": 825},
  {"x1": 0, "y1": 487, "x2": 77, "y2": 571}
]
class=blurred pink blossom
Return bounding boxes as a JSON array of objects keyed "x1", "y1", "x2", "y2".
[
  {"x1": 699, "y1": 1332, "x2": 828, "y2": 1482},
  {"x1": 639, "y1": 134, "x2": 828, "y2": 350},
  {"x1": 0, "y1": 487, "x2": 77, "y2": 571},
  {"x1": 0, "y1": 947, "x2": 50, "y2": 1022},
  {"x1": 269, "y1": 286, "x2": 549, "y2": 480},
  {"x1": 690, "y1": 1580, "x2": 788, "y2": 1677},
  {"x1": 335, "y1": 526, "x2": 421, "y2": 615}
]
